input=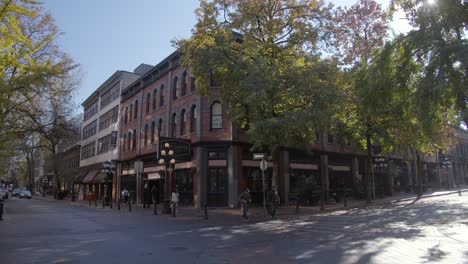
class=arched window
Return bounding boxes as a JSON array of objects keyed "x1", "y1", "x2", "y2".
[
  {"x1": 171, "y1": 113, "x2": 177, "y2": 137},
  {"x1": 191, "y1": 76, "x2": 196, "y2": 92},
  {"x1": 152, "y1": 89, "x2": 157, "y2": 110},
  {"x1": 159, "y1": 85, "x2": 165, "y2": 107},
  {"x1": 190, "y1": 105, "x2": 197, "y2": 133},
  {"x1": 127, "y1": 131, "x2": 132, "y2": 150},
  {"x1": 144, "y1": 124, "x2": 148, "y2": 146},
  {"x1": 123, "y1": 133, "x2": 127, "y2": 151},
  {"x1": 146, "y1": 93, "x2": 150, "y2": 113},
  {"x1": 172, "y1": 76, "x2": 178, "y2": 100},
  {"x1": 132, "y1": 129, "x2": 137, "y2": 150},
  {"x1": 158, "y1": 118, "x2": 163, "y2": 137},
  {"x1": 124, "y1": 106, "x2": 128, "y2": 124},
  {"x1": 180, "y1": 109, "x2": 186, "y2": 136},
  {"x1": 151, "y1": 121, "x2": 155, "y2": 144},
  {"x1": 211, "y1": 101, "x2": 222, "y2": 129},
  {"x1": 134, "y1": 100, "x2": 138, "y2": 119},
  {"x1": 181, "y1": 71, "x2": 187, "y2": 96},
  {"x1": 129, "y1": 103, "x2": 133, "y2": 121}
]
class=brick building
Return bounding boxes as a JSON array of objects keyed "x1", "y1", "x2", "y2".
[
  {"x1": 79, "y1": 65, "x2": 152, "y2": 201},
  {"x1": 116, "y1": 51, "x2": 467, "y2": 209}
]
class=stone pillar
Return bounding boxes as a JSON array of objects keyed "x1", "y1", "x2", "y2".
[
  {"x1": 280, "y1": 150, "x2": 289, "y2": 205},
  {"x1": 197, "y1": 146, "x2": 208, "y2": 208},
  {"x1": 351, "y1": 156, "x2": 358, "y2": 192},
  {"x1": 227, "y1": 145, "x2": 240, "y2": 208},
  {"x1": 320, "y1": 153, "x2": 329, "y2": 202}
]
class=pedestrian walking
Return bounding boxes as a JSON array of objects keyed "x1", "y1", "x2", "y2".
[
  {"x1": 239, "y1": 188, "x2": 251, "y2": 222},
  {"x1": 121, "y1": 187, "x2": 130, "y2": 206},
  {"x1": 171, "y1": 189, "x2": 179, "y2": 217},
  {"x1": 267, "y1": 186, "x2": 280, "y2": 218},
  {"x1": 143, "y1": 183, "x2": 151, "y2": 208},
  {"x1": 151, "y1": 185, "x2": 159, "y2": 204}
]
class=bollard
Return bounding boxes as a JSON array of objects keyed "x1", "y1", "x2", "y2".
[
  {"x1": 153, "y1": 202, "x2": 158, "y2": 215},
  {"x1": 110, "y1": 198, "x2": 112, "y2": 209},
  {"x1": 95, "y1": 198, "x2": 97, "y2": 207},
  {"x1": 0, "y1": 199, "x2": 3, "y2": 221},
  {"x1": 102, "y1": 198, "x2": 105, "y2": 208},
  {"x1": 172, "y1": 203, "x2": 176, "y2": 217},
  {"x1": 320, "y1": 193, "x2": 324, "y2": 211},
  {"x1": 295, "y1": 199, "x2": 300, "y2": 214},
  {"x1": 117, "y1": 199, "x2": 121, "y2": 210},
  {"x1": 89, "y1": 199, "x2": 91, "y2": 207},
  {"x1": 128, "y1": 201, "x2": 132, "y2": 212},
  {"x1": 204, "y1": 204, "x2": 208, "y2": 220},
  {"x1": 458, "y1": 186, "x2": 462, "y2": 196}
]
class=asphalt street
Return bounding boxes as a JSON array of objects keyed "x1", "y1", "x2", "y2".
[{"x1": 1, "y1": 193, "x2": 467, "y2": 264}]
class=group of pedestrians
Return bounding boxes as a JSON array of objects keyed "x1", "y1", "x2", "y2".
[{"x1": 239, "y1": 186, "x2": 280, "y2": 222}]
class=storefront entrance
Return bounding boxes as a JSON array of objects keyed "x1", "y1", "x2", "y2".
[{"x1": 207, "y1": 167, "x2": 227, "y2": 206}]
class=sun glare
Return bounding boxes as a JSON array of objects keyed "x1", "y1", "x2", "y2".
[{"x1": 427, "y1": 0, "x2": 436, "y2": 5}]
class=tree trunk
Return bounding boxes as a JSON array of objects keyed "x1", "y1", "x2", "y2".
[{"x1": 366, "y1": 133, "x2": 372, "y2": 204}]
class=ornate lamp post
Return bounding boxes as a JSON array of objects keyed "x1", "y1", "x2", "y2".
[
  {"x1": 372, "y1": 154, "x2": 387, "y2": 200},
  {"x1": 159, "y1": 142, "x2": 175, "y2": 214},
  {"x1": 102, "y1": 160, "x2": 116, "y2": 208}
]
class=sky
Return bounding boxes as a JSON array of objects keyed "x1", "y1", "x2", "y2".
[{"x1": 40, "y1": 0, "x2": 412, "y2": 109}]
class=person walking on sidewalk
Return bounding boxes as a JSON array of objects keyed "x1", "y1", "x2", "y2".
[
  {"x1": 239, "y1": 188, "x2": 251, "y2": 222},
  {"x1": 151, "y1": 185, "x2": 159, "y2": 205},
  {"x1": 267, "y1": 186, "x2": 280, "y2": 218},
  {"x1": 143, "y1": 184, "x2": 151, "y2": 208},
  {"x1": 121, "y1": 187, "x2": 130, "y2": 206},
  {"x1": 171, "y1": 189, "x2": 179, "y2": 217}
]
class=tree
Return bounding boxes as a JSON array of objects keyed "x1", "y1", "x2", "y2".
[
  {"x1": 177, "y1": 0, "x2": 341, "y2": 152},
  {"x1": 331, "y1": 0, "x2": 389, "y2": 66},
  {"x1": 332, "y1": 0, "x2": 390, "y2": 203},
  {"x1": 393, "y1": 0, "x2": 467, "y2": 127},
  {"x1": 0, "y1": 0, "x2": 77, "y2": 151}
]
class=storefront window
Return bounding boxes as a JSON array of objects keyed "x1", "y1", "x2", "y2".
[{"x1": 174, "y1": 169, "x2": 193, "y2": 205}]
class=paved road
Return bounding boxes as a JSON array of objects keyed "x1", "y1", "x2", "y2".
[{"x1": 1, "y1": 193, "x2": 467, "y2": 264}]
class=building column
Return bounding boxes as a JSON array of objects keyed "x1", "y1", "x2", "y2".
[
  {"x1": 197, "y1": 146, "x2": 208, "y2": 208},
  {"x1": 320, "y1": 153, "x2": 329, "y2": 203},
  {"x1": 227, "y1": 145, "x2": 240, "y2": 208},
  {"x1": 351, "y1": 156, "x2": 358, "y2": 193},
  {"x1": 279, "y1": 150, "x2": 289, "y2": 205}
]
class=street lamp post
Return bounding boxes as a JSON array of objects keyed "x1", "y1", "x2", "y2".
[
  {"x1": 102, "y1": 160, "x2": 116, "y2": 208},
  {"x1": 159, "y1": 142, "x2": 175, "y2": 214},
  {"x1": 373, "y1": 154, "x2": 387, "y2": 200}
]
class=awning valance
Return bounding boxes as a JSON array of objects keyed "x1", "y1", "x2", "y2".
[
  {"x1": 82, "y1": 170, "x2": 99, "y2": 184},
  {"x1": 92, "y1": 172, "x2": 107, "y2": 183}
]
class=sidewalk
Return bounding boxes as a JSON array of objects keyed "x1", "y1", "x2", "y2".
[{"x1": 32, "y1": 187, "x2": 468, "y2": 224}]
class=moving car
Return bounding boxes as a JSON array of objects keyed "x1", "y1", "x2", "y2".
[
  {"x1": 12, "y1": 189, "x2": 21, "y2": 197},
  {"x1": 19, "y1": 190, "x2": 31, "y2": 199}
]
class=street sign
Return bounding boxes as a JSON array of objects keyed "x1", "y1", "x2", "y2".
[
  {"x1": 260, "y1": 159, "x2": 268, "y2": 171},
  {"x1": 159, "y1": 137, "x2": 192, "y2": 161},
  {"x1": 253, "y1": 153, "x2": 266, "y2": 160}
]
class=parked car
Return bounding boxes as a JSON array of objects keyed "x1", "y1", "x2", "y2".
[
  {"x1": 19, "y1": 190, "x2": 31, "y2": 199},
  {"x1": 12, "y1": 189, "x2": 21, "y2": 197}
]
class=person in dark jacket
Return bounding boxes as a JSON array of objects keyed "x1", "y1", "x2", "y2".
[
  {"x1": 239, "y1": 188, "x2": 252, "y2": 222},
  {"x1": 143, "y1": 184, "x2": 152, "y2": 208},
  {"x1": 267, "y1": 186, "x2": 280, "y2": 218},
  {"x1": 151, "y1": 185, "x2": 159, "y2": 204}
]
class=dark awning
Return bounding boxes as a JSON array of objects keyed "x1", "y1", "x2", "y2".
[
  {"x1": 92, "y1": 172, "x2": 107, "y2": 183},
  {"x1": 82, "y1": 170, "x2": 99, "y2": 184},
  {"x1": 73, "y1": 172, "x2": 87, "y2": 184}
]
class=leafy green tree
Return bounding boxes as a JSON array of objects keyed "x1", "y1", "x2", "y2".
[
  {"x1": 0, "y1": 0, "x2": 77, "y2": 152},
  {"x1": 331, "y1": 0, "x2": 390, "y2": 203},
  {"x1": 177, "y1": 0, "x2": 342, "y2": 160}
]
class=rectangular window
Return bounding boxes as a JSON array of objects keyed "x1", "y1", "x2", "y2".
[
  {"x1": 97, "y1": 133, "x2": 114, "y2": 154},
  {"x1": 84, "y1": 100, "x2": 99, "y2": 121},
  {"x1": 98, "y1": 105, "x2": 119, "y2": 131},
  {"x1": 82, "y1": 120, "x2": 97, "y2": 140},
  {"x1": 81, "y1": 141, "x2": 96, "y2": 159},
  {"x1": 100, "y1": 83, "x2": 120, "y2": 110}
]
